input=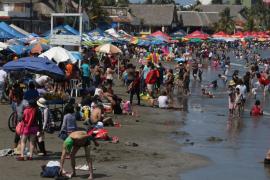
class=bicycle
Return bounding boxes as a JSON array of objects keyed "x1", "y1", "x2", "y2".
[{"x1": 8, "y1": 111, "x2": 18, "y2": 132}]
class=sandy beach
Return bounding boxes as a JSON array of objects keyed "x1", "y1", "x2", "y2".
[{"x1": 0, "y1": 81, "x2": 209, "y2": 180}]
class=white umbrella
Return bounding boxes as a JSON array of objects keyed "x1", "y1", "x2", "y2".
[
  {"x1": 39, "y1": 46, "x2": 76, "y2": 64},
  {"x1": 95, "y1": 44, "x2": 122, "y2": 54}
]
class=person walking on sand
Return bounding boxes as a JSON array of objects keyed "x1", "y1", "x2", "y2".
[
  {"x1": 17, "y1": 100, "x2": 39, "y2": 161},
  {"x1": 60, "y1": 131, "x2": 97, "y2": 179}
]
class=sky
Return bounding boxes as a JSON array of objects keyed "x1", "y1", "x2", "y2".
[{"x1": 129, "y1": 0, "x2": 197, "y2": 6}]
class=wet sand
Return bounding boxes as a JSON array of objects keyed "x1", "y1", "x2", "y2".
[{"x1": 0, "y1": 83, "x2": 209, "y2": 180}]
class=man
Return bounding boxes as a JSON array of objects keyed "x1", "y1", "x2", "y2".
[
  {"x1": 145, "y1": 65, "x2": 159, "y2": 97},
  {"x1": 23, "y1": 81, "x2": 39, "y2": 102},
  {"x1": 81, "y1": 60, "x2": 91, "y2": 89},
  {"x1": 60, "y1": 131, "x2": 97, "y2": 179},
  {"x1": 0, "y1": 68, "x2": 7, "y2": 103}
]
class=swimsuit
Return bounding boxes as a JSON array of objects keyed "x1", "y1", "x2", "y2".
[{"x1": 64, "y1": 136, "x2": 93, "y2": 153}]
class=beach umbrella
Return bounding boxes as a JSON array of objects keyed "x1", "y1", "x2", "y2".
[
  {"x1": 95, "y1": 44, "x2": 122, "y2": 54},
  {"x1": 186, "y1": 31, "x2": 209, "y2": 40},
  {"x1": 39, "y1": 46, "x2": 76, "y2": 64},
  {"x1": 189, "y1": 38, "x2": 203, "y2": 43},
  {"x1": 150, "y1": 31, "x2": 171, "y2": 42},
  {"x1": 29, "y1": 43, "x2": 49, "y2": 54},
  {"x1": 3, "y1": 57, "x2": 64, "y2": 79}
]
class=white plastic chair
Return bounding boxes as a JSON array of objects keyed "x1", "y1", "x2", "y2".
[{"x1": 70, "y1": 79, "x2": 81, "y2": 97}]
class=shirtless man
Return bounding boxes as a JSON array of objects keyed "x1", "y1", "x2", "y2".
[
  {"x1": 60, "y1": 131, "x2": 96, "y2": 179},
  {"x1": 91, "y1": 104, "x2": 113, "y2": 126}
]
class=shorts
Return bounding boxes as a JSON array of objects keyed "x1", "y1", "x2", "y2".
[
  {"x1": 21, "y1": 134, "x2": 37, "y2": 143},
  {"x1": 147, "y1": 84, "x2": 154, "y2": 91},
  {"x1": 64, "y1": 137, "x2": 74, "y2": 153}
]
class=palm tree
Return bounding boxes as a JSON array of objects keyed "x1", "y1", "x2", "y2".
[{"x1": 214, "y1": 8, "x2": 235, "y2": 34}]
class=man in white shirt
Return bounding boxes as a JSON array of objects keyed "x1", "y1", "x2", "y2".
[
  {"x1": 0, "y1": 68, "x2": 7, "y2": 102},
  {"x1": 157, "y1": 91, "x2": 169, "y2": 108},
  {"x1": 236, "y1": 80, "x2": 247, "y2": 102}
]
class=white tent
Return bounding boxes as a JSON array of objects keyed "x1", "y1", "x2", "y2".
[{"x1": 39, "y1": 46, "x2": 77, "y2": 64}]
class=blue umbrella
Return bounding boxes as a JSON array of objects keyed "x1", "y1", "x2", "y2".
[
  {"x1": 3, "y1": 57, "x2": 64, "y2": 79},
  {"x1": 175, "y1": 57, "x2": 185, "y2": 63}
]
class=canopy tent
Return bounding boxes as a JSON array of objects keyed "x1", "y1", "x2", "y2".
[
  {"x1": 231, "y1": 32, "x2": 244, "y2": 38},
  {"x1": 8, "y1": 44, "x2": 26, "y2": 55},
  {"x1": 9, "y1": 24, "x2": 30, "y2": 36},
  {"x1": 186, "y1": 30, "x2": 209, "y2": 40},
  {"x1": 105, "y1": 28, "x2": 120, "y2": 38},
  {"x1": 39, "y1": 46, "x2": 77, "y2": 64},
  {"x1": 3, "y1": 57, "x2": 64, "y2": 79},
  {"x1": 0, "y1": 28, "x2": 13, "y2": 39},
  {"x1": 150, "y1": 31, "x2": 171, "y2": 42},
  {"x1": 42, "y1": 24, "x2": 79, "y2": 37},
  {"x1": 212, "y1": 31, "x2": 229, "y2": 38},
  {"x1": 0, "y1": 22, "x2": 25, "y2": 39}
]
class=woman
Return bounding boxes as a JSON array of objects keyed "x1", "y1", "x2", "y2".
[
  {"x1": 17, "y1": 100, "x2": 39, "y2": 161},
  {"x1": 60, "y1": 105, "x2": 77, "y2": 140},
  {"x1": 129, "y1": 71, "x2": 141, "y2": 105},
  {"x1": 105, "y1": 66, "x2": 114, "y2": 88}
]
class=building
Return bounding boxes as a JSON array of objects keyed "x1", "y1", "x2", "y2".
[
  {"x1": 128, "y1": 4, "x2": 179, "y2": 34},
  {"x1": 179, "y1": 5, "x2": 246, "y2": 31},
  {"x1": 178, "y1": 11, "x2": 220, "y2": 32},
  {"x1": 0, "y1": 0, "x2": 54, "y2": 34}
]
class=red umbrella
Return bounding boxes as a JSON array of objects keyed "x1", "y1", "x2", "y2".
[
  {"x1": 212, "y1": 31, "x2": 229, "y2": 38},
  {"x1": 151, "y1": 31, "x2": 171, "y2": 39},
  {"x1": 243, "y1": 31, "x2": 253, "y2": 37},
  {"x1": 257, "y1": 31, "x2": 270, "y2": 38},
  {"x1": 186, "y1": 30, "x2": 209, "y2": 40},
  {"x1": 150, "y1": 31, "x2": 171, "y2": 42}
]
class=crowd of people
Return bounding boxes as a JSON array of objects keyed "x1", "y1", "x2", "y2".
[{"x1": 2, "y1": 39, "x2": 270, "y2": 178}]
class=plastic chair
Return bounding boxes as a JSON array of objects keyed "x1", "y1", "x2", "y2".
[{"x1": 70, "y1": 79, "x2": 81, "y2": 97}]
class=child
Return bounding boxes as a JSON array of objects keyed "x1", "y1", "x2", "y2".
[
  {"x1": 202, "y1": 88, "x2": 214, "y2": 98},
  {"x1": 122, "y1": 101, "x2": 133, "y2": 115},
  {"x1": 250, "y1": 100, "x2": 263, "y2": 116},
  {"x1": 228, "y1": 88, "x2": 235, "y2": 115}
]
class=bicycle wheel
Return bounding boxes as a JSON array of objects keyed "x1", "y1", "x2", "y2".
[
  {"x1": 8, "y1": 112, "x2": 17, "y2": 132},
  {"x1": 51, "y1": 109, "x2": 63, "y2": 131}
]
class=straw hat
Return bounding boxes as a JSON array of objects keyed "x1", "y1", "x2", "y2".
[
  {"x1": 229, "y1": 80, "x2": 236, "y2": 86},
  {"x1": 37, "y1": 98, "x2": 47, "y2": 108}
]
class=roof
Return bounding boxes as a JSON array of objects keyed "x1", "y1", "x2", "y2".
[
  {"x1": 196, "y1": 5, "x2": 244, "y2": 17},
  {"x1": 129, "y1": 4, "x2": 175, "y2": 26},
  {"x1": 178, "y1": 11, "x2": 219, "y2": 27}
]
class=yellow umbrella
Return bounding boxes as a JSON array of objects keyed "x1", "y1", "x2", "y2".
[{"x1": 95, "y1": 44, "x2": 122, "y2": 54}]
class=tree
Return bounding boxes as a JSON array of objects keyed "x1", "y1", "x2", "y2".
[
  {"x1": 144, "y1": 0, "x2": 153, "y2": 4},
  {"x1": 211, "y1": 0, "x2": 222, "y2": 4},
  {"x1": 235, "y1": 0, "x2": 242, "y2": 5},
  {"x1": 214, "y1": 7, "x2": 235, "y2": 34},
  {"x1": 117, "y1": 0, "x2": 129, "y2": 6}
]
